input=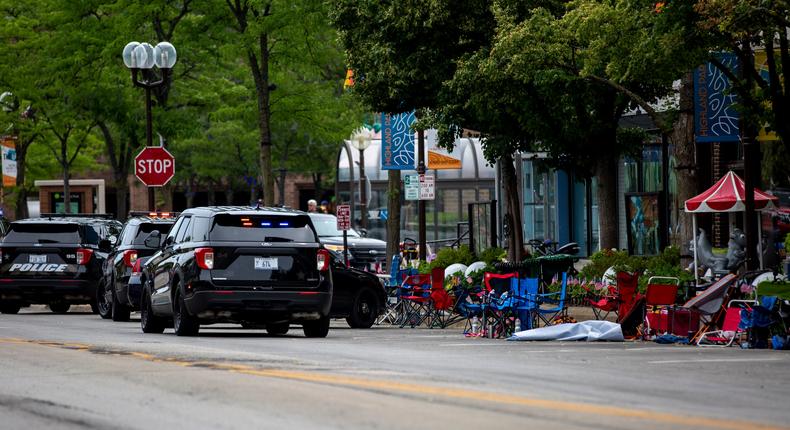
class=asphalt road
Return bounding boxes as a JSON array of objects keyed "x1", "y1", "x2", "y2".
[{"x1": 1, "y1": 306, "x2": 788, "y2": 430}]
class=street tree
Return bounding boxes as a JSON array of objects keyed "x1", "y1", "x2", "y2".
[{"x1": 329, "y1": 0, "x2": 495, "y2": 262}]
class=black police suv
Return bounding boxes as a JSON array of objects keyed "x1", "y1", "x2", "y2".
[
  {"x1": 138, "y1": 206, "x2": 333, "y2": 337},
  {"x1": 97, "y1": 212, "x2": 177, "y2": 321},
  {"x1": 328, "y1": 254, "x2": 386, "y2": 328},
  {"x1": 308, "y1": 213, "x2": 387, "y2": 272},
  {"x1": 0, "y1": 216, "x2": 119, "y2": 314}
]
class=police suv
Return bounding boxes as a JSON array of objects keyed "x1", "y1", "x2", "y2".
[
  {"x1": 97, "y1": 212, "x2": 177, "y2": 321},
  {"x1": 0, "y1": 216, "x2": 119, "y2": 314},
  {"x1": 139, "y1": 206, "x2": 333, "y2": 337}
]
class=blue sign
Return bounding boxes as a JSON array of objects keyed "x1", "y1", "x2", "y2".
[
  {"x1": 694, "y1": 53, "x2": 739, "y2": 143},
  {"x1": 381, "y1": 111, "x2": 416, "y2": 170}
]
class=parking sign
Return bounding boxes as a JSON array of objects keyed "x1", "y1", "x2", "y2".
[{"x1": 337, "y1": 204, "x2": 351, "y2": 230}]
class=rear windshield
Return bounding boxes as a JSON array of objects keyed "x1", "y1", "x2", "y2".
[
  {"x1": 134, "y1": 223, "x2": 173, "y2": 245},
  {"x1": 5, "y1": 223, "x2": 81, "y2": 244},
  {"x1": 209, "y1": 214, "x2": 316, "y2": 243}
]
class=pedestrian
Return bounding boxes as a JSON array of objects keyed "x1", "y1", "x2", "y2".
[
  {"x1": 307, "y1": 199, "x2": 318, "y2": 213},
  {"x1": 320, "y1": 200, "x2": 329, "y2": 214}
]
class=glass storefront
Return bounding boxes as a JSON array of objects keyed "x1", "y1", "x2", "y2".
[{"x1": 337, "y1": 137, "x2": 496, "y2": 247}]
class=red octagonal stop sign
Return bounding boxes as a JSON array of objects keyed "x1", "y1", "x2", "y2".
[{"x1": 135, "y1": 146, "x2": 175, "y2": 187}]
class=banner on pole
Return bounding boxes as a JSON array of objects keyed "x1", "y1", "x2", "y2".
[
  {"x1": 694, "y1": 53, "x2": 740, "y2": 143},
  {"x1": 381, "y1": 111, "x2": 416, "y2": 170},
  {"x1": 1, "y1": 135, "x2": 17, "y2": 187}
]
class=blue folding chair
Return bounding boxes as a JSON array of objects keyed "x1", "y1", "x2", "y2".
[
  {"x1": 482, "y1": 273, "x2": 519, "y2": 338},
  {"x1": 513, "y1": 277, "x2": 540, "y2": 331},
  {"x1": 377, "y1": 254, "x2": 417, "y2": 325},
  {"x1": 534, "y1": 272, "x2": 569, "y2": 326}
]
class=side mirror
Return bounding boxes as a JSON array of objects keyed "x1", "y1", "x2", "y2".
[
  {"x1": 109, "y1": 236, "x2": 118, "y2": 246},
  {"x1": 144, "y1": 231, "x2": 162, "y2": 248},
  {"x1": 358, "y1": 228, "x2": 368, "y2": 237}
]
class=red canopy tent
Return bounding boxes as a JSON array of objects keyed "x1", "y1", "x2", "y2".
[{"x1": 685, "y1": 171, "x2": 778, "y2": 282}]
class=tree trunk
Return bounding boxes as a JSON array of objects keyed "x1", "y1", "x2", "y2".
[
  {"x1": 500, "y1": 154, "x2": 523, "y2": 262},
  {"x1": 595, "y1": 156, "x2": 618, "y2": 250},
  {"x1": 670, "y1": 72, "x2": 698, "y2": 259},
  {"x1": 248, "y1": 33, "x2": 274, "y2": 206},
  {"x1": 207, "y1": 181, "x2": 216, "y2": 206},
  {"x1": 62, "y1": 141, "x2": 71, "y2": 214},
  {"x1": 14, "y1": 139, "x2": 30, "y2": 220},
  {"x1": 385, "y1": 170, "x2": 401, "y2": 271},
  {"x1": 115, "y1": 174, "x2": 128, "y2": 220}
]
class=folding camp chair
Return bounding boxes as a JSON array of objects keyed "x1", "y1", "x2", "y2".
[
  {"x1": 697, "y1": 300, "x2": 759, "y2": 347},
  {"x1": 586, "y1": 284, "x2": 618, "y2": 320},
  {"x1": 480, "y1": 272, "x2": 518, "y2": 338},
  {"x1": 683, "y1": 273, "x2": 738, "y2": 343},
  {"x1": 513, "y1": 277, "x2": 540, "y2": 331},
  {"x1": 399, "y1": 274, "x2": 432, "y2": 328},
  {"x1": 483, "y1": 274, "x2": 519, "y2": 338},
  {"x1": 377, "y1": 254, "x2": 417, "y2": 325},
  {"x1": 588, "y1": 271, "x2": 640, "y2": 322},
  {"x1": 643, "y1": 276, "x2": 680, "y2": 338},
  {"x1": 534, "y1": 272, "x2": 569, "y2": 326},
  {"x1": 427, "y1": 267, "x2": 457, "y2": 329}
]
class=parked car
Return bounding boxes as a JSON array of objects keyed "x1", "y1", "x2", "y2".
[
  {"x1": 138, "y1": 206, "x2": 333, "y2": 337},
  {"x1": 97, "y1": 212, "x2": 177, "y2": 321},
  {"x1": 0, "y1": 215, "x2": 119, "y2": 314},
  {"x1": 328, "y1": 253, "x2": 386, "y2": 328},
  {"x1": 308, "y1": 213, "x2": 387, "y2": 272}
]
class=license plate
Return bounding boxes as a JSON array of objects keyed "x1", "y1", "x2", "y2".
[
  {"x1": 29, "y1": 255, "x2": 47, "y2": 264},
  {"x1": 254, "y1": 257, "x2": 278, "y2": 270}
]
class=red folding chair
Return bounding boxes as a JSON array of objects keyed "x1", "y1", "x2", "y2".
[
  {"x1": 427, "y1": 267, "x2": 457, "y2": 328},
  {"x1": 697, "y1": 300, "x2": 758, "y2": 347},
  {"x1": 642, "y1": 276, "x2": 680, "y2": 338}
]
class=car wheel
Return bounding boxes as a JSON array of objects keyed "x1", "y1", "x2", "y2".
[
  {"x1": 302, "y1": 316, "x2": 330, "y2": 338},
  {"x1": 266, "y1": 322, "x2": 290, "y2": 336},
  {"x1": 97, "y1": 279, "x2": 113, "y2": 319},
  {"x1": 346, "y1": 288, "x2": 379, "y2": 329},
  {"x1": 111, "y1": 286, "x2": 131, "y2": 322},
  {"x1": 0, "y1": 302, "x2": 21, "y2": 314},
  {"x1": 49, "y1": 302, "x2": 71, "y2": 314},
  {"x1": 173, "y1": 286, "x2": 199, "y2": 336},
  {"x1": 140, "y1": 289, "x2": 166, "y2": 334}
]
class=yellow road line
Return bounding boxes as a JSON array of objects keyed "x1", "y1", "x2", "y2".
[{"x1": 0, "y1": 338, "x2": 785, "y2": 430}]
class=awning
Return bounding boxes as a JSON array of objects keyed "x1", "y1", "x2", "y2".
[{"x1": 684, "y1": 171, "x2": 778, "y2": 213}]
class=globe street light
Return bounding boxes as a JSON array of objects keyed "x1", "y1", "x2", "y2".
[
  {"x1": 350, "y1": 127, "x2": 375, "y2": 230},
  {"x1": 122, "y1": 41, "x2": 177, "y2": 211}
]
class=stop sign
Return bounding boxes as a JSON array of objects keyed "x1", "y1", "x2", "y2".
[{"x1": 135, "y1": 146, "x2": 175, "y2": 187}]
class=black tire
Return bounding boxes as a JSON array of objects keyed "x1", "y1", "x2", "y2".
[
  {"x1": 302, "y1": 316, "x2": 330, "y2": 338},
  {"x1": 346, "y1": 288, "x2": 379, "y2": 329},
  {"x1": 173, "y1": 286, "x2": 199, "y2": 336},
  {"x1": 97, "y1": 279, "x2": 113, "y2": 320},
  {"x1": 266, "y1": 322, "x2": 290, "y2": 336},
  {"x1": 140, "y1": 289, "x2": 166, "y2": 334},
  {"x1": 49, "y1": 302, "x2": 70, "y2": 314},
  {"x1": 111, "y1": 286, "x2": 131, "y2": 322},
  {"x1": 0, "y1": 302, "x2": 21, "y2": 314}
]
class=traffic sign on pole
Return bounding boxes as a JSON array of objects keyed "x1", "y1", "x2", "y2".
[
  {"x1": 419, "y1": 174, "x2": 434, "y2": 200},
  {"x1": 135, "y1": 146, "x2": 175, "y2": 187},
  {"x1": 336, "y1": 204, "x2": 351, "y2": 230},
  {"x1": 404, "y1": 174, "x2": 419, "y2": 200}
]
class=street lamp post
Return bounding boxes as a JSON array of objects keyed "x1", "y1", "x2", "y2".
[
  {"x1": 351, "y1": 127, "x2": 375, "y2": 230},
  {"x1": 122, "y1": 41, "x2": 177, "y2": 211}
]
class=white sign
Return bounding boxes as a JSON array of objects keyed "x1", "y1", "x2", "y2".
[
  {"x1": 404, "y1": 174, "x2": 419, "y2": 201},
  {"x1": 336, "y1": 204, "x2": 351, "y2": 231},
  {"x1": 419, "y1": 174, "x2": 435, "y2": 200}
]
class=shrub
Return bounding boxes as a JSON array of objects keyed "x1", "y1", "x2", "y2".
[
  {"x1": 428, "y1": 245, "x2": 475, "y2": 271},
  {"x1": 478, "y1": 247, "x2": 506, "y2": 266}
]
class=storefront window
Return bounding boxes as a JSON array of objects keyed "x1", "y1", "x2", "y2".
[{"x1": 522, "y1": 160, "x2": 556, "y2": 241}]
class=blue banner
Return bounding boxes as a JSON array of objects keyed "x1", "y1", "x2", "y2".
[
  {"x1": 381, "y1": 111, "x2": 416, "y2": 170},
  {"x1": 694, "y1": 53, "x2": 739, "y2": 143}
]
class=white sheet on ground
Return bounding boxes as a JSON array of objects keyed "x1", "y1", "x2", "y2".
[{"x1": 508, "y1": 320, "x2": 624, "y2": 342}]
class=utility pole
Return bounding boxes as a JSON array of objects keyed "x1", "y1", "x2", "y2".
[
  {"x1": 417, "y1": 129, "x2": 426, "y2": 260},
  {"x1": 742, "y1": 40, "x2": 760, "y2": 270}
]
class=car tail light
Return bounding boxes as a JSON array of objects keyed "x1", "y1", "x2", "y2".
[
  {"x1": 317, "y1": 249, "x2": 330, "y2": 272},
  {"x1": 123, "y1": 250, "x2": 138, "y2": 268},
  {"x1": 76, "y1": 248, "x2": 93, "y2": 265},
  {"x1": 195, "y1": 247, "x2": 214, "y2": 270}
]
